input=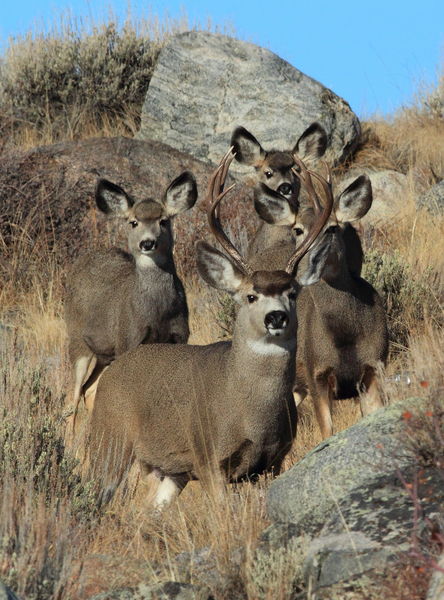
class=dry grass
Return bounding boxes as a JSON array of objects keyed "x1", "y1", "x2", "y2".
[{"x1": 349, "y1": 99, "x2": 444, "y2": 185}]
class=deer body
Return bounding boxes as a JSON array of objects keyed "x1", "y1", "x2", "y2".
[
  {"x1": 231, "y1": 124, "x2": 364, "y2": 277},
  {"x1": 242, "y1": 162, "x2": 388, "y2": 438},
  {"x1": 66, "y1": 247, "x2": 189, "y2": 362},
  {"x1": 65, "y1": 172, "x2": 197, "y2": 428},
  {"x1": 88, "y1": 153, "x2": 333, "y2": 507},
  {"x1": 296, "y1": 276, "x2": 388, "y2": 436},
  {"x1": 90, "y1": 308, "x2": 297, "y2": 491}
]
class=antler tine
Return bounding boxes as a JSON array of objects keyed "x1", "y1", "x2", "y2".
[
  {"x1": 321, "y1": 160, "x2": 332, "y2": 185},
  {"x1": 285, "y1": 159, "x2": 334, "y2": 275},
  {"x1": 292, "y1": 157, "x2": 322, "y2": 213},
  {"x1": 214, "y1": 146, "x2": 235, "y2": 221},
  {"x1": 206, "y1": 150, "x2": 254, "y2": 277}
]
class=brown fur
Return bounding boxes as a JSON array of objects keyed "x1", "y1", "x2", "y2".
[{"x1": 252, "y1": 270, "x2": 294, "y2": 295}]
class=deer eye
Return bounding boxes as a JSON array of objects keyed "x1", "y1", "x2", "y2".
[
  {"x1": 264, "y1": 170, "x2": 273, "y2": 179},
  {"x1": 247, "y1": 294, "x2": 258, "y2": 304},
  {"x1": 294, "y1": 227, "x2": 304, "y2": 236},
  {"x1": 129, "y1": 220, "x2": 138, "y2": 228}
]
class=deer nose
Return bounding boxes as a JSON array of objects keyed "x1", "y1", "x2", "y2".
[
  {"x1": 139, "y1": 239, "x2": 157, "y2": 252},
  {"x1": 264, "y1": 310, "x2": 288, "y2": 330},
  {"x1": 277, "y1": 183, "x2": 292, "y2": 196}
]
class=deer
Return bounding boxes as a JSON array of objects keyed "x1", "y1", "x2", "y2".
[
  {"x1": 243, "y1": 160, "x2": 388, "y2": 439},
  {"x1": 64, "y1": 171, "x2": 198, "y2": 432},
  {"x1": 87, "y1": 150, "x2": 334, "y2": 508},
  {"x1": 231, "y1": 124, "x2": 363, "y2": 277}
]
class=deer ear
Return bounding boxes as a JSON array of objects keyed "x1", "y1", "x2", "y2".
[
  {"x1": 298, "y1": 237, "x2": 335, "y2": 286},
  {"x1": 231, "y1": 126, "x2": 266, "y2": 166},
  {"x1": 254, "y1": 184, "x2": 296, "y2": 226},
  {"x1": 335, "y1": 175, "x2": 372, "y2": 222},
  {"x1": 293, "y1": 122, "x2": 327, "y2": 161},
  {"x1": 164, "y1": 171, "x2": 198, "y2": 217},
  {"x1": 196, "y1": 241, "x2": 244, "y2": 295},
  {"x1": 95, "y1": 179, "x2": 133, "y2": 215}
]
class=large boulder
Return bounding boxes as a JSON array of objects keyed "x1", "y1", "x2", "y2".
[
  {"x1": 267, "y1": 399, "x2": 423, "y2": 530},
  {"x1": 265, "y1": 398, "x2": 444, "y2": 591},
  {"x1": 138, "y1": 31, "x2": 361, "y2": 170}
]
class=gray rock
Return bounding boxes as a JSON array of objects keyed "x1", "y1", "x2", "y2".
[
  {"x1": 304, "y1": 466, "x2": 443, "y2": 589},
  {"x1": 267, "y1": 398, "x2": 421, "y2": 531},
  {"x1": 0, "y1": 582, "x2": 21, "y2": 600},
  {"x1": 136, "y1": 582, "x2": 213, "y2": 600},
  {"x1": 266, "y1": 398, "x2": 444, "y2": 590},
  {"x1": 138, "y1": 31, "x2": 361, "y2": 170},
  {"x1": 339, "y1": 168, "x2": 409, "y2": 227},
  {"x1": 416, "y1": 180, "x2": 444, "y2": 214},
  {"x1": 173, "y1": 547, "x2": 244, "y2": 600},
  {"x1": 90, "y1": 582, "x2": 213, "y2": 600},
  {"x1": 303, "y1": 531, "x2": 394, "y2": 589}
]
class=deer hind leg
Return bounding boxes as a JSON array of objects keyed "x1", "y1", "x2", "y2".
[
  {"x1": 359, "y1": 365, "x2": 384, "y2": 417},
  {"x1": 92, "y1": 435, "x2": 135, "y2": 509},
  {"x1": 313, "y1": 371, "x2": 336, "y2": 439}
]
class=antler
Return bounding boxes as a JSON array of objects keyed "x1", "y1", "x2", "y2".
[
  {"x1": 206, "y1": 149, "x2": 254, "y2": 277},
  {"x1": 285, "y1": 157, "x2": 334, "y2": 274}
]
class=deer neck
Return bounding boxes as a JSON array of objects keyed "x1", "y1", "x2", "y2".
[
  {"x1": 134, "y1": 252, "x2": 177, "y2": 293},
  {"x1": 228, "y1": 322, "x2": 296, "y2": 402}
]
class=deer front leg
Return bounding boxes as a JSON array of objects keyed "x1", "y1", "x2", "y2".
[
  {"x1": 359, "y1": 365, "x2": 384, "y2": 416},
  {"x1": 65, "y1": 354, "x2": 97, "y2": 446},
  {"x1": 313, "y1": 371, "x2": 336, "y2": 439}
]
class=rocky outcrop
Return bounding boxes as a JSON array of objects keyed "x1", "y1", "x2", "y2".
[
  {"x1": 265, "y1": 398, "x2": 444, "y2": 591},
  {"x1": 138, "y1": 31, "x2": 361, "y2": 170},
  {"x1": 0, "y1": 137, "x2": 254, "y2": 277}
]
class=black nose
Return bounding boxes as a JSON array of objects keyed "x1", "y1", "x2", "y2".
[
  {"x1": 264, "y1": 310, "x2": 288, "y2": 329},
  {"x1": 278, "y1": 183, "x2": 292, "y2": 196},
  {"x1": 139, "y1": 239, "x2": 157, "y2": 251}
]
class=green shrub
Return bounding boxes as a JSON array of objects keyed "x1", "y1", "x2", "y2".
[{"x1": 362, "y1": 249, "x2": 442, "y2": 351}]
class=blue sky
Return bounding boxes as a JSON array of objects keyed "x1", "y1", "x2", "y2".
[{"x1": 0, "y1": 0, "x2": 442, "y2": 117}]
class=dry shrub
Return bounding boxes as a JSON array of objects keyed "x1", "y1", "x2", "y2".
[
  {"x1": 0, "y1": 12, "x2": 193, "y2": 149},
  {"x1": 363, "y1": 248, "x2": 441, "y2": 352}
]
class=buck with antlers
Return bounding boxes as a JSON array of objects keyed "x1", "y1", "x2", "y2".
[
  {"x1": 87, "y1": 151, "x2": 333, "y2": 508},
  {"x1": 64, "y1": 172, "x2": 197, "y2": 432},
  {"x1": 231, "y1": 124, "x2": 364, "y2": 277},
  {"x1": 243, "y1": 156, "x2": 388, "y2": 439}
]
